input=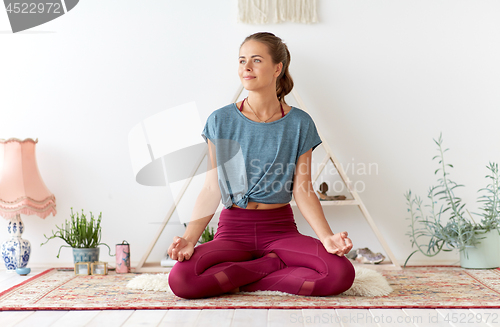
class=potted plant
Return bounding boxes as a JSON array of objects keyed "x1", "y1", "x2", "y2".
[
  {"x1": 41, "y1": 208, "x2": 113, "y2": 263},
  {"x1": 463, "y1": 161, "x2": 500, "y2": 268},
  {"x1": 198, "y1": 226, "x2": 216, "y2": 245},
  {"x1": 404, "y1": 133, "x2": 500, "y2": 268}
]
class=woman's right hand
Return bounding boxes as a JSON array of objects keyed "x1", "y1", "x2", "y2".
[
  {"x1": 321, "y1": 232, "x2": 353, "y2": 257},
  {"x1": 168, "y1": 236, "x2": 195, "y2": 262}
]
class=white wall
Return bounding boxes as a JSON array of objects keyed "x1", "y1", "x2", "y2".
[{"x1": 1, "y1": 1, "x2": 499, "y2": 268}]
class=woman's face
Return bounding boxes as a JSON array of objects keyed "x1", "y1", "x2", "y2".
[{"x1": 238, "y1": 40, "x2": 282, "y2": 92}]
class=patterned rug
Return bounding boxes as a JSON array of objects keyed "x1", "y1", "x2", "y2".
[{"x1": 1, "y1": 266, "x2": 500, "y2": 310}]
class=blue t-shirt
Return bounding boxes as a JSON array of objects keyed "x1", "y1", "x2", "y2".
[{"x1": 201, "y1": 103, "x2": 322, "y2": 209}]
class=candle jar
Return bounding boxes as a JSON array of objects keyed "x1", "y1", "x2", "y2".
[
  {"x1": 74, "y1": 262, "x2": 90, "y2": 275},
  {"x1": 91, "y1": 262, "x2": 108, "y2": 275},
  {"x1": 116, "y1": 241, "x2": 130, "y2": 273}
]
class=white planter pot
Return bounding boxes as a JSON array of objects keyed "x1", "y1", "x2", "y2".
[{"x1": 460, "y1": 229, "x2": 500, "y2": 269}]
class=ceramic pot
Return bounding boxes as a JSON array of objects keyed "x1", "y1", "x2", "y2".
[
  {"x1": 72, "y1": 247, "x2": 100, "y2": 263},
  {"x1": 1, "y1": 215, "x2": 31, "y2": 272},
  {"x1": 460, "y1": 229, "x2": 500, "y2": 269}
]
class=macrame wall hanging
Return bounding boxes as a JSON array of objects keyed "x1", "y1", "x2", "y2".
[{"x1": 238, "y1": 0, "x2": 318, "y2": 24}]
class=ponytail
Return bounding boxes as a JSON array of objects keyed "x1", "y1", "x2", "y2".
[{"x1": 276, "y1": 47, "x2": 294, "y2": 103}]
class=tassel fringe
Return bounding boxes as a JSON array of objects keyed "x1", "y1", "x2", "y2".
[
  {"x1": 0, "y1": 195, "x2": 57, "y2": 219},
  {"x1": 238, "y1": 0, "x2": 318, "y2": 24}
]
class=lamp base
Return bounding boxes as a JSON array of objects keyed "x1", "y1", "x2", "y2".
[{"x1": 1, "y1": 214, "x2": 31, "y2": 272}]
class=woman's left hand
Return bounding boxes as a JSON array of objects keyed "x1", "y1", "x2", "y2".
[{"x1": 321, "y1": 232, "x2": 353, "y2": 256}]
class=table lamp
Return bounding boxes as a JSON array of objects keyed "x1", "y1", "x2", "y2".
[{"x1": 0, "y1": 138, "x2": 56, "y2": 272}]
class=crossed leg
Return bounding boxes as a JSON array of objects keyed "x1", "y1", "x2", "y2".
[
  {"x1": 168, "y1": 239, "x2": 284, "y2": 299},
  {"x1": 168, "y1": 233, "x2": 355, "y2": 298},
  {"x1": 240, "y1": 234, "x2": 355, "y2": 296}
]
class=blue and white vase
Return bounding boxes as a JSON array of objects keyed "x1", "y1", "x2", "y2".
[{"x1": 1, "y1": 214, "x2": 31, "y2": 272}]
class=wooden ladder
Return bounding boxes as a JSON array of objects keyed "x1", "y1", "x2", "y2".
[{"x1": 134, "y1": 85, "x2": 401, "y2": 272}]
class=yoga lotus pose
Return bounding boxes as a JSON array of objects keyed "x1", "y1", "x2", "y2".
[{"x1": 168, "y1": 32, "x2": 355, "y2": 299}]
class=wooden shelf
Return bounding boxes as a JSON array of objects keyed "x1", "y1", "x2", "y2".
[
  {"x1": 134, "y1": 260, "x2": 400, "y2": 273},
  {"x1": 350, "y1": 260, "x2": 402, "y2": 271},
  {"x1": 133, "y1": 262, "x2": 172, "y2": 273}
]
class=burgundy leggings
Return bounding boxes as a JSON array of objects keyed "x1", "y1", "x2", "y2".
[{"x1": 168, "y1": 204, "x2": 355, "y2": 299}]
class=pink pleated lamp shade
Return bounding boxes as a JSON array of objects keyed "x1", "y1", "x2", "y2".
[{"x1": 0, "y1": 138, "x2": 56, "y2": 219}]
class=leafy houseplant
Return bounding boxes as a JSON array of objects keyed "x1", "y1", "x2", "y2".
[
  {"x1": 404, "y1": 133, "x2": 500, "y2": 267},
  {"x1": 199, "y1": 226, "x2": 215, "y2": 244},
  {"x1": 476, "y1": 162, "x2": 500, "y2": 231},
  {"x1": 41, "y1": 208, "x2": 113, "y2": 261}
]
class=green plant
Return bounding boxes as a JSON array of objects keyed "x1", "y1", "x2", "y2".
[
  {"x1": 199, "y1": 226, "x2": 215, "y2": 243},
  {"x1": 475, "y1": 162, "x2": 500, "y2": 230},
  {"x1": 41, "y1": 208, "x2": 113, "y2": 258},
  {"x1": 404, "y1": 133, "x2": 499, "y2": 267}
]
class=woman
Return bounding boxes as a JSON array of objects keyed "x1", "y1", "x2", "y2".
[{"x1": 167, "y1": 32, "x2": 355, "y2": 299}]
